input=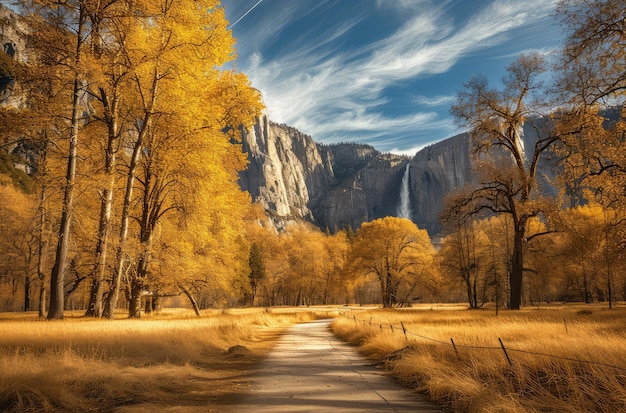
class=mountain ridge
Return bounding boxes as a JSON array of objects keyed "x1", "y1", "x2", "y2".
[{"x1": 239, "y1": 115, "x2": 472, "y2": 234}]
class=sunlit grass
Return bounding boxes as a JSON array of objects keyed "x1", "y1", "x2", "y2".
[
  {"x1": 0, "y1": 307, "x2": 333, "y2": 412},
  {"x1": 331, "y1": 304, "x2": 626, "y2": 413}
]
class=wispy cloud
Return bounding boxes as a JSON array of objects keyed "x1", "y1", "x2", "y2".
[
  {"x1": 236, "y1": 0, "x2": 557, "y2": 153},
  {"x1": 414, "y1": 95, "x2": 456, "y2": 107},
  {"x1": 389, "y1": 140, "x2": 442, "y2": 157},
  {"x1": 498, "y1": 46, "x2": 559, "y2": 60}
]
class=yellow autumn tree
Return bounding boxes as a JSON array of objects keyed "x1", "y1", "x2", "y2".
[
  {"x1": 254, "y1": 225, "x2": 290, "y2": 307},
  {"x1": 289, "y1": 223, "x2": 329, "y2": 306},
  {"x1": 91, "y1": 0, "x2": 263, "y2": 317},
  {"x1": 0, "y1": 176, "x2": 36, "y2": 311},
  {"x1": 320, "y1": 230, "x2": 349, "y2": 304},
  {"x1": 559, "y1": 203, "x2": 624, "y2": 307},
  {"x1": 557, "y1": 205, "x2": 604, "y2": 302},
  {"x1": 554, "y1": 0, "x2": 626, "y2": 262},
  {"x1": 438, "y1": 218, "x2": 492, "y2": 308},
  {"x1": 20, "y1": 0, "x2": 99, "y2": 319},
  {"x1": 350, "y1": 217, "x2": 437, "y2": 308},
  {"x1": 121, "y1": 71, "x2": 262, "y2": 316},
  {"x1": 241, "y1": 206, "x2": 278, "y2": 306},
  {"x1": 450, "y1": 53, "x2": 564, "y2": 310},
  {"x1": 4, "y1": 0, "x2": 262, "y2": 317}
]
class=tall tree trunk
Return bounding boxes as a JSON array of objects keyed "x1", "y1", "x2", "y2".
[
  {"x1": 103, "y1": 136, "x2": 142, "y2": 319},
  {"x1": 104, "y1": 67, "x2": 158, "y2": 319},
  {"x1": 48, "y1": 7, "x2": 86, "y2": 320},
  {"x1": 85, "y1": 88, "x2": 119, "y2": 317},
  {"x1": 128, "y1": 281, "x2": 143, "y2": 318},
  {"x1": 22, "y1": 237, "x2": 33, "y2": 312},
  {"x1": 128, "y1": 160, "x2": 155, "y2": 318},
  {"x1": 473, "y1": 276, "x2": 479, "y2": 308},
  {"x1": 381, "y1": 254, "x2": 392, "y2": 308},
  {"x1": 129, "y1": 247, "x2": 150, "y2": 318},
  {"x1": 24, "y1": 273, "x2": 31, "y2": 311},
  {"x1": 36, "y1": 191, "x2": 48, "y2": 318},
  {"x1": 85, "y1": 184, "x2": 114, "y2": 317},
  {"x1": 38, "y1": 281, "x2": 47, "y2": 318},
  {"x1": 509, "y1": 220, "x2": 526, "y2": 310}
]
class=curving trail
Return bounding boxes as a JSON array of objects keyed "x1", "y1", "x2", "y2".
[{"x1": 227, "y1": 319, "x2": 443, "y2": 413}]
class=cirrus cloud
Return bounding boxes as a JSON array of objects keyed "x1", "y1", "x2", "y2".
[{"x1": 228, "y1": 0, "x2": 559, "y2": 155}]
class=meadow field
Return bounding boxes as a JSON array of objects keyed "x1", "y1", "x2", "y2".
[
  {"x1": 0, "y1": 307, "x2": 332, "y2": 412},
  {"x1": 332, "y1": 303, "x2": 626, "y2": 413},
  {"x1": 1, "y1": 304, "x2": 624, "y2": 412}
]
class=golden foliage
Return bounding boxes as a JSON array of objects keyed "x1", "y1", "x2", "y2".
[{"x1": 350, "y1": 217, "x2": 438, "y2": 307}]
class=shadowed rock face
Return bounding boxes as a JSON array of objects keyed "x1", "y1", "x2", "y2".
[
  {"x1": 239, "y1": 116, "x2": 474, "y2": 234},
  {"x1": 314, "y1": 153, "x2": 409, "y2": 231},
  {"x1": 409, "y1": 133, "x2": 472, "y2": 234}
]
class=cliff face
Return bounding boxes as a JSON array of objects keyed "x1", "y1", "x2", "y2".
[
  {"x1": 240, "y1": 115, "x2": 476, "y2": 233},
  {"x1": 313, "y1": 154, "x2": 408, "y2": 230},
  {"x1": 409, "y1": 133, "x2": 472, "y2": 234},
  {"x1": 239, "y1": 116, "x2": 337, "y2": 224}
]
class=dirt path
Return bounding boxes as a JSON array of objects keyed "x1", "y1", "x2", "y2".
[{"x1": 226, "y1": 319, "x2": 443, "y2": 413}]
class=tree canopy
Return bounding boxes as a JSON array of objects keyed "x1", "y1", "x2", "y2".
[{"x1": 350, "y1": 217, "x2": 437, "y2": 308}]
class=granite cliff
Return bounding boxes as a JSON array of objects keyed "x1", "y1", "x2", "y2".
[
  {"x1": 239, "y1": 116, "x2": 337, "y2": 225},
  {"x1": 239, "y1": 116, "x2": 474, "y2": 234},
  {"x1": 408, "y1": 133, "x2": 472, "y2": 234}
]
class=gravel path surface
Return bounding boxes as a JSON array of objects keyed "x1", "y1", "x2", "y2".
[{"x1": 227, "y1": 319, "x2": 443, "y2": 412}]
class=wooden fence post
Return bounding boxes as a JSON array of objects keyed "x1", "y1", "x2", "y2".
[
  {"x1": 451, "y1": 338, "x2": 460, "y2": 360},
  {"x1": 498, "y1": 338, "x2": 512, "y2": 366}
]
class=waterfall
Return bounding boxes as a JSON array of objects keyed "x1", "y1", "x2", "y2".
[{"x1": 397, "y1": 163, "x2": 411, "y2": 220}]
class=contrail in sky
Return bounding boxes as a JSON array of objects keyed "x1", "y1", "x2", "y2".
[{"x1": 229, "y1": 0, "x2": 264, "y2": 29}]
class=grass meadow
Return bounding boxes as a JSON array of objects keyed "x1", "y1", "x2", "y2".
[
  {"x1": 2, "y1": 304, "x2": 624, "y2": 412},
  {"x1": 331, "y1": 303, "x2": 626, "y2": 413},
  {"x1": 0, "y1": 307, "x2": 334, "y2": 412}
]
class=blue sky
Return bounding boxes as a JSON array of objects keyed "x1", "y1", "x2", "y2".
[{"x1": 225, "y1": 0, "x2": 561, "y2": 155}]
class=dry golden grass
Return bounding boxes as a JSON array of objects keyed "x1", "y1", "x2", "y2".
[
  {"x1": 331, "y1": 304, "x2": 626, "y2": 413},
  {"x1": 0, "y1": 307, "x2": 336, "y2": 413}
]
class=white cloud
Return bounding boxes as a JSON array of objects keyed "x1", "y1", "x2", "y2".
[
  {"x1": 312, "y1": 110, "x2": 439, "y2": 136},
  {"x1": 414, "y1": 95, "x2": 456, "y2": 107},
  {"x1": 498, "y1": 46, "x2": 559, "y2": 60},
  {"x1": 375, "y1": 0, "x2": 438, "y2": 12},
  {"x1": 239, "y1": 0, "x2": 557, "y2": 151},
  {"x1": 388, "y1": 140, "x2": 439, "y2": 157}
]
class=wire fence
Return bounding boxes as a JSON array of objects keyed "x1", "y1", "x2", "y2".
[{"x1": 342, "y1": 313, "x2": 626, "y2": 372}]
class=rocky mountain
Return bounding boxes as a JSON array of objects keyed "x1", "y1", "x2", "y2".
[
  {"x1": 239, "y1": 114, "x2": 565, "y2": 235},
  {"x1": 239, "y1": 115, "x2": 474, "y2": 234}
]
